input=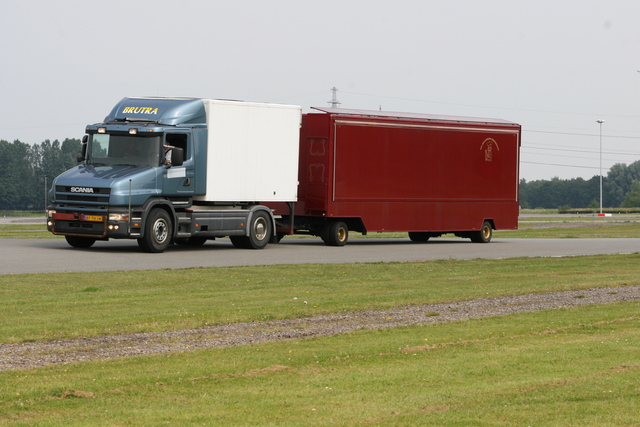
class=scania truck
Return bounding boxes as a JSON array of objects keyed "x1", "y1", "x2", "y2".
[
  {"x1": 47, "y1": 97, "x2": 521, "y2": 252},
  {"x1": 47, "y1": 97, "x2": 301, "y2": 252}
]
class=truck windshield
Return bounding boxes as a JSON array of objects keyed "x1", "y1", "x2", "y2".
[{"x1": 87, "y1": 133, "x2": 162, "y2": 167}]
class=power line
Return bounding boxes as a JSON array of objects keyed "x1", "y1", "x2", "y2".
[
  {"x1": 525, "y1": 129, "x2": 640, "y2": 139},
  {"x1": 522, "y1": 145, "x2": 640, "y2": 157},
  {"x1": 520, "y1": 160, "x2": 605, "y2": 171},
  {"x1": 339, "y1": 89, "x2": 640, "y2": 119}
]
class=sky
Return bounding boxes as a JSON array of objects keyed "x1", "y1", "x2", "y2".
[{"x1": 1, "y1": 0, "x2": 639, "y2": 181}]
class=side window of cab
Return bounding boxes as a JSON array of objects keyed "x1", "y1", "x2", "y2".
[{"x1": 166, "y1": 134, "x2": 189, "y2": 159}]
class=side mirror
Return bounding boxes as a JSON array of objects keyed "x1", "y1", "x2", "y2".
[
  {"x1": 77, "y1": 143, "x2": 87, "y2": 162},
  {"x1": 171, "y1": 147, "x2": 184, "y2": 167}
]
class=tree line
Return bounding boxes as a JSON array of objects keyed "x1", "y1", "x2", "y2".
[
  {"x1": 1, "y1": 138, "x2": 640, "y2": 210},
  {"x1": 0, "y1": 139, "x2": 81, "y2": 210},
  {"x1": 520, "y1": 160, "x2": 640, "y2": 209}
]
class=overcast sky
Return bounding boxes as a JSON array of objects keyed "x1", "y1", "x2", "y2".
[{"x1": 1, "y1": 0, "x2": 639, "y2": 181}]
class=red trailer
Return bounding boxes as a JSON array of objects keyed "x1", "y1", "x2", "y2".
[{"x1": 270, "y1": 107, "x2": 521, "y2": 245}]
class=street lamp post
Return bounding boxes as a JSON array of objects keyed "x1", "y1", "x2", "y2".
[{"x1": 597, "y1": 120, "x2": 604, "y2": 214}]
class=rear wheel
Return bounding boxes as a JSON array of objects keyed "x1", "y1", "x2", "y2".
[
  {"x1": 471, "y1": 221, "x2": 493, "y2": 243},
  {"x1": 230, "y1": 210, "x2": 272, "y2": 250},
  {"x1": 138, "y1": 209, "x2": 172, "y2": 253},
  {"x1": 323, "y1": 221, "x2": 348, "y2": 246},
  {"x1": 65, "y1": 235, "x2": 96, "y2": 248},
  {"x1": 247, "y1": 210, "x2": 271, "y2": 249}
]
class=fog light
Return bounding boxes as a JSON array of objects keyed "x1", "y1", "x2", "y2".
[{"x1": 47, "y1": 221, "x2": 53, "y2": 226}]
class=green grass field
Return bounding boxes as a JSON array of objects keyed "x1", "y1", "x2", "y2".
[{"x1": 1, "y1": 254, "x2": 640, "y2": 425}]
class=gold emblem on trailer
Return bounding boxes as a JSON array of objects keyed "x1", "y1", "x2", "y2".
[{"x1": 480, "y1": 138, "x2": 499, "y2": 162}]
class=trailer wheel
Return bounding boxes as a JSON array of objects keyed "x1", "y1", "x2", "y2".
[
  {"x1": 65, "y1": 235, "x2": 96, "y2": 248},
  {"x1": 138, "y1": 208, "x2": 172, "y2": 253},
  {"x1": 471, "y1": 221, "x2": 493, "y2": 243},
  {"x1": 323, "y1": 221, "x2": 348, "y2": 246},
  {"x1": 408, "y1": 232, "x2": 430, "y2": 242}
]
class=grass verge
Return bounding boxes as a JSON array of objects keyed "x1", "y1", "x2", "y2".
[
  {"x1": 1, "y1": 301, "x2": 638, "y2": 425},
  {"x1": 0, "y1": 225, "x2": 57, "y2": 239},
  {"x1": 495, "y1": 222, "x2": 640, "y2": 239}
]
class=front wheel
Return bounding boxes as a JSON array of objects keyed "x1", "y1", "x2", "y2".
[
  {"x1": 138, "y1": 209, "x2": 172, "y2": 253},
  {"x1": 65, "y1": 235, "x2": 96, "y2": 248},
  {"x1": 470, "y1": 221, "x2": 493, "y2": 243}
]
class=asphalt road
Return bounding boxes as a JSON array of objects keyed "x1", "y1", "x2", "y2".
[{"x1": 2, "y1": 237, "x2": 639, "y2": 274}]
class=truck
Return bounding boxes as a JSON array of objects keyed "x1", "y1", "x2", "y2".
[
  {"x1": 47, "y1": 97, "x2": 301, "y2": 252},
  {"x1": 46, "y1": 97, "x2": 521, "y2": 252}
]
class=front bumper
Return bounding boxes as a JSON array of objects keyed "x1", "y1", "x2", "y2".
[{"x1": 47, "y1": 211, "x2": 133, "y2": 239}]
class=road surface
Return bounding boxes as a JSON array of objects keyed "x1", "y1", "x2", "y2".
[{"x1": 2, "y1": 237, "x2": 639, "y2": 274}]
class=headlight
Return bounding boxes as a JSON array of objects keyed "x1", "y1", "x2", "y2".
[
  {"x1": 46, "y1": 209, "x2": 56, "y2": 217},
  {"x1": 108, "y1": 213, "x2": 130, "y2": 221}
]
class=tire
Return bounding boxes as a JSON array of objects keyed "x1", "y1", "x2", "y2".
[
  {"x1": 269, "y1": 232, "x2": 285, "y2": 244},
  {"x1": 138, "y1": 209, "x2": 172, "y2": 253},
  {"x1": 246, "y1": 210, "x2": 272, "y2": 249},
  {"x1": 471, "y1": 221, "x2": 493, "y2": 243},
  {"x1": 230, "y1": 236, "x2": 248, "y2": 249},
  {"x1": 408, "y1": 232, "x2": 430, "y2": 242},
  {"x1": 231, "y1": 210, "x2": 272, "y2": 250},
  {"x1": 175, "y1": 236, "x2": 208, "y2": 246},
  {"x1": 65, "y1": 235, "x2": 96, "y2": 248},
  {"x1": 323, "y1": 221, "x2": 348, "y2": 246}
]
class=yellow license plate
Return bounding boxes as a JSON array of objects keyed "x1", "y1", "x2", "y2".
[{"x1": 84, "y1": 215, "x2": 103, "y2": 222}]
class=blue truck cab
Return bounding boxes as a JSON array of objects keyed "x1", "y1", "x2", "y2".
[{"x1": 47, "y1": 97, "x2": 301, "y2": 252}]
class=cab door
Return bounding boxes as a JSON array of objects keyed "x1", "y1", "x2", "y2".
[{"x1": 162, "y1": 132, "x2": 195, "y2": 196}]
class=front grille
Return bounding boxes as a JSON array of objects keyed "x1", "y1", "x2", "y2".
[{"x1": 55, "y1": 186, "x2": 110, "y2": 212}]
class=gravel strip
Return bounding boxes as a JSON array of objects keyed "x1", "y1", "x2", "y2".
[{"x1": 1, "y1": 285, "x2": 639, "y2": 371}]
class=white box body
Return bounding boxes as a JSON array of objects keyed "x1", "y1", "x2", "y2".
[{"x1": 194, "y1": 100, "x2": 301, "y2": 203}]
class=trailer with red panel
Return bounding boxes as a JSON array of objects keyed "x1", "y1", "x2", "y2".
[{"x1": 269, "y1": 107, "x2": 521, "y2": 246}]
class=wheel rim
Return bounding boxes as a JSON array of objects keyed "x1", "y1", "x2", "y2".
[
  {"x1": 254, "y1": 217, "x2": 267, "y2": 241},
  {"x1": 337, "y1": 227, "x2": 347, "y2": 242},
  {"x1": 153, "y1": 219, "x2": 168, "y2": 243},
  {"x1": 482, "y1": 225, "x2": 491, "y2": 240}
]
